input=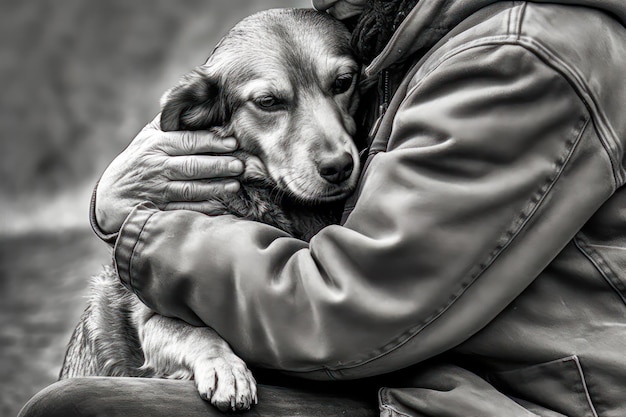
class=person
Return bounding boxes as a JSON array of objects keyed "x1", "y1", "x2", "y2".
[{"x1": 20, "y1": 0, "x2": 626, "y2": 416}]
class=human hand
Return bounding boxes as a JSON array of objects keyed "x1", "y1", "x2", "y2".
[
  {"x1": 312, "y1": 0, "x2": 367, "y2": 20},
  {"x1": 95, "y1": 116, "x2": 244, "y2": 234}
]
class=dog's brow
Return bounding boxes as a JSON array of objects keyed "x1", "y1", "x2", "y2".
[
  {"x1": 329, "y1": 57, "x2": 359, "y2": 74},
  {"x1": 318, "y1": 57, "x2": 359, "y2": 84},
  {"x1": 240, "y1": 79, "x2": 290, "y2": 100}
]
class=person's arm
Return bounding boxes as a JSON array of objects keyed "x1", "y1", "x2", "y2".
[{"x1": 114, "y1": 43, "x2": 617, "y2": 379}]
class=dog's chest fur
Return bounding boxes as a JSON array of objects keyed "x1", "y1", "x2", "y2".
[{"x1": 214, "y1": 183, "x2": 342, "y2": 241}]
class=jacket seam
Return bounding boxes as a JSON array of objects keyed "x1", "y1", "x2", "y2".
[
  {"x1": 506, "y1": 4, "x2": 512, "y2": 35},
  {"x1": 403, "y1": 36, "x2": 622, "y2": 189},
  {"x1": 571, "y1": 356, "x2": 599, "y2": 417},
  {"x1": 127, "y1": 212, "x2": 156, "y2": 299},
  {"x1": 514, "y1": 37, "x2": 623, "y2": 190},
  {"x1": 516, "y1": 3, "x2": 527, "y2": 39},
  {"x1": 114, "y1": 205, "x2": 159, "y2": 300},
  {"x1": 327, "y1": 115, "x2": 590, "y2": 371},
  {"x1": 378, "y1": 388, "x2": 413, "y2": 417},
  {"x1": 574, "y1": 234, "x2": 626, "y2": 306},
  {"x1": 505, "y1": 2, "x2": 526, "y2": 38},
  {"x1": 491, "y1": 355, "x2": 598, "y2": 416},
  {"x1": 379, "y1": 404, "x2": 411, "y2": 417}
]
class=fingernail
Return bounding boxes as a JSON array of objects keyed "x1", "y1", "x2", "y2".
[
  {"x1": 223, "y1": 138, "x2": 238, "y2": 150},
  {"x1": 224, "y1": 181, "x2": 240, "y2": 193},
  {"x1": 229, "y1": 159, "x2": 244, "y2": 174}
]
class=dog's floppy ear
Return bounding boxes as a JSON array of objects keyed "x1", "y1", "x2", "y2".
[{"x1": 160, "y1": 68, "x2": 226, "y2": 131}]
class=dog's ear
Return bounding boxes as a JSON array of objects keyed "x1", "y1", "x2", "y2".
[{"x1": 160, "y1": 68, "x2": 226, "y2": 131}]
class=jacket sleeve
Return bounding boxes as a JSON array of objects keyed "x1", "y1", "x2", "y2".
[{"x1": 114, "y1": 43, "x2": 616, "y2": 379}]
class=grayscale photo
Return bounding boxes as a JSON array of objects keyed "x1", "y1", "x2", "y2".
[{"x1": 3, "y1": 1, "x2": 626, "y2": 416}]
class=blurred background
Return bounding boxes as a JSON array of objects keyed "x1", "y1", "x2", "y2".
[{"x1": 0, "y1": 0, "x2": 309, "y2": 415}]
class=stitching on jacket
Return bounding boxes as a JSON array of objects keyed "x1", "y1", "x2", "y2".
[
  {"x1": 403, "y1": 35, "x2": 622, "y2": 190},
  {"x1": 328, "y1": 107, "x2": 590, "y2": 371},
  {"x1": 506, "y1": 2, "x2": 525, "y2": 37},
  {"x1": 506, "y1": 5, "x2": 512, "y2": 35},
  {"x1": 514, "y1": 38, "x2": 623, "y2": 189},
  {"x1": 571, "y1": 356, "x2": 600, "y2": 417},
  {"x1": 324, "y1": 368, "x2": 337, "y2": 380},
  {"x1": 379, "y1": 404, "x2": 412, "y2": 417},
  {"x1": 515, "y1": 3, "x2": 527, "y2": 39},
  {"x1": 574, "y1": 235, "x2": 626, "y2": 305},
  {"x1": 378, "y1": 388, "x2": 414, "y2": 417}
]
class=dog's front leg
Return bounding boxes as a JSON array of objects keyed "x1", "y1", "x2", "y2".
[{"x1": 134, "y1": 303, "x2": 257, "y2": 411}]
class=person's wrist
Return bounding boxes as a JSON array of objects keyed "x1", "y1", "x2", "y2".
[
  {"x1": 94, "y1": 177, "x2": 127, "y2": 235},
  {"x1": 113, "y1": 201, "x2": 160, "y2": 291}
]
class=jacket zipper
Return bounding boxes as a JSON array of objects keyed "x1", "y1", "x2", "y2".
[
  {"x1": 367, "y1": 69, "x2": 391, "y2": 150},
  {"x1": 381, "y1": 69, "x2": 391, "y2": 116},
  {"x1": 344, "y1": 71, "x2": 393, "y2": 220}
]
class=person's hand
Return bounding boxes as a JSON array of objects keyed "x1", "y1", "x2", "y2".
[
  {"x1": 95, "y1": 116, "x2": 244, "y2": 234},
  {"x1": 312, "y1": 0, "x2": 367, "y2": 20}
]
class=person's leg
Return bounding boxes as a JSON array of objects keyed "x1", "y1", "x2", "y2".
[
  {"x1": 18, "y1": 377, "x2": 378, "y2": 417},
  {"x1": 378, "y1": 361, "x2": 566, "y2": 417}
]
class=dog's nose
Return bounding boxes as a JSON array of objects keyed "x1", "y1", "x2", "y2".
[{"x1": 318, "y1": 153, "x2": 354, "y2": 184}]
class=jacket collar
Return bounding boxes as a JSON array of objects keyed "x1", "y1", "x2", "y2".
[{"x1": 365, "y1": 0, "x2": 626, "y2": 77}]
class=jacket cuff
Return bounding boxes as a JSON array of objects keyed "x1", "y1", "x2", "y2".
[
  {"x1": 113, "y1": 202, "x2": 160, "y2": 292},
  {"x1": 89, "y1": 181, "x2": 119, "y2": 246}
]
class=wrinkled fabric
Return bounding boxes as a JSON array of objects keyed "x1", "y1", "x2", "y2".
[
  {"x1": 99, "y1": 1, "x2": 626, "y2": 415},
  {"x1": 378, "y1": 362, "x2": 542, "y2": 417},
  {"x1": 365, "y1": 0, "x2": 626, "y2": 76}
]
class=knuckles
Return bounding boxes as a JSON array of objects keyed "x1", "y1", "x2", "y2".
[
  {"x1": 179, "y1": 131, "x2": 199, "y2": 155},
  {"x1": 181, "y1": 157, "x2": 201, "y2": 178},
  {"x1": 180, "y1": 182, "x2": 195, "y2": 201}
]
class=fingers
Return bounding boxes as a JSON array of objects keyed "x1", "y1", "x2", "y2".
[
  {"x1": 140, "y1": 114, "x2": 238, "y2": 154},
  {"x1": 164, "y1": 201, "x2": 232, "y2": 215},
  {"x1": 160, "y1": 130, "x2": 238, "y2": 156},
  {"x1": 164, "y1": 179, "x2": 240, "y2": 201},
  {"x1": 165, "y1": 155, "x2": 244, "y2": 180}
]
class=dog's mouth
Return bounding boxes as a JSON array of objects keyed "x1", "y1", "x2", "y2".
[
  {"x1": 277, "y1": 164, "x2": 360, "y2": 204},
  {"x1": 240, "y1": 154, "x2": 358, "y2": 204},
  {"x1": 294, "y1": 185, "x2": 355, "y2": 204}
]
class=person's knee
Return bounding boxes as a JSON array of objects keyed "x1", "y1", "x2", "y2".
[{"x1": 18, "y1": 378, "x2": 99, "y2": 417}]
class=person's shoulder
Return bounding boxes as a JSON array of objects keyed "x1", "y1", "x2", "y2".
[
  {"x1": 422, "y1": 2, "x2": 625, "y2": 73},
  {"x1": 516, "y1": 3, "x2": 625, "y2": 70}
]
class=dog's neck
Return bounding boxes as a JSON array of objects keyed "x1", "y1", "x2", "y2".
[{"x1": 238, "y1": 182, "x2": 344, "y2": 241}]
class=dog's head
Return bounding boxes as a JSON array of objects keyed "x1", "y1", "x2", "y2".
[{"x1": 160, "y1": 8, "x2": 361, "y2": 203}]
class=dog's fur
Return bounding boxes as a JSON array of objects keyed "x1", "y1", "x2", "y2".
[{"x1": 60, "y1": 8, "x2": 361, "y2": 412}]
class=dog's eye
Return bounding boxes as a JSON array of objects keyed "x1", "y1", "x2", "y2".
[
  {"x1": 332, "y1": 73, "x2": 354, "y2": 95},
  {"x1": 255, "y1": 95, "x2": 281, "y2": 110}
]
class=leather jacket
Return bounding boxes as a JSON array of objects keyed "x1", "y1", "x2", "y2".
[{"x1": 94, "y1": 1, "x2": 626, "y2": 415}]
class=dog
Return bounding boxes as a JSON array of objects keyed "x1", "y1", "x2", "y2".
[{"x1": 60, "y1": 8, "x2": 361, "y2": 412}]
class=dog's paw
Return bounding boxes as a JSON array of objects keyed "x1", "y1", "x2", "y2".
[{"x1": 195, "y1": 355, "x2": 257, "y2": 412}]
